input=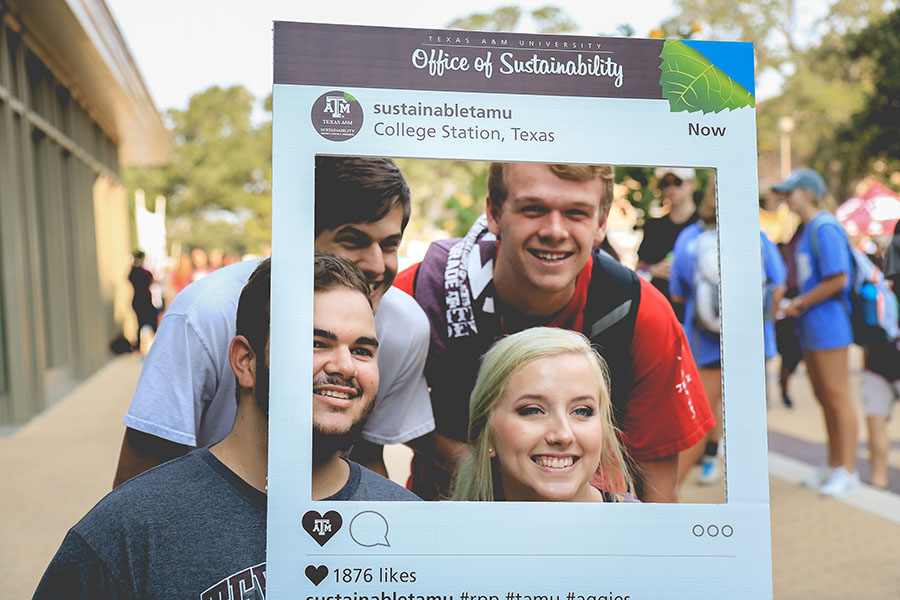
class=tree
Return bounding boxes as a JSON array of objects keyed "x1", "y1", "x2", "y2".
[
  {"x1": 659, "y1": 0, "x2": 897, "y2": 197},
  {"x1": 659, "y1": 0, "x2": 895, "y2": 80},
  {"x1": 756, "y1": 36, "x2": 872, "y2": 198},
  {"x1": 124, "y1": 85, "x2": 271, "y2": 257},
  {"x1": 447, "y1": 4, "x2": 577, "y2": 34},
  {"x1": 834, "y1": 8, "x2": 900, "y2": 183},
  {"x1": 395, "y1": 159, "x2": 490, "y2": 240}
]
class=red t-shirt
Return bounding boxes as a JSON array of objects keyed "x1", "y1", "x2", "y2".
[
  {"x1": 395, "y1": 257, "x2": 712, "y2": 464},
  {"x1": 619, "y1": 279, "x2": 713, "y2": 461}
]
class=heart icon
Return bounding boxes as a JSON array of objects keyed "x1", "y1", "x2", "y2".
[
  {"x1": 305, "y1": 564, "x2": 329, "y2": 586},
  {"x1": 302, "y1": 510, "x2": 342, "y2": 546}
]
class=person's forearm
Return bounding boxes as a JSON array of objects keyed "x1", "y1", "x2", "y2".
[
  {"x1": 406, "y1": 431, "x2": 469, "y2": 475},
  {"x1": 785, "y1": 272, "x2": 849, "y2": 317},
  {"x1": 639, "y1": 258, "x2": 673, "y2": 281},
  {"x1": 772, "y1": 285, "x2": 785, "y2": 311},
  {"x1": 797, "y1": 272, "x2": 848, "y2": 307},
  {"x1": 634, "y1": 454, "x2": 679, "y2": 503},
  {"x1": 635, "y1": 261, "x2": 652, "y2": 281},
  {"x1": 113, "y1": 428, "x2": 192, "y2": 488}
]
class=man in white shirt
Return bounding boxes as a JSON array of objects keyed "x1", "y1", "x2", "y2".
[{"x1": 113, "y1": 157, "x2": 433, "y2": 486}]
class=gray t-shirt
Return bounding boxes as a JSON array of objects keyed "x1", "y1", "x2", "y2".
[
  {"x1": 33, "y1": 448, "x2": 267, "y2": 599},
  {"x1": 33, "y1": 451, "x2": 418, "y2": 599},
  {"x1": 326, "y1": 459, "x2": 422, "y2": 501}
]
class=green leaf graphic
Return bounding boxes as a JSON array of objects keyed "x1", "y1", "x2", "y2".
[
  {"x1": 343, "y1": 92, "x2": 357, "y2": 103},
  {"x1": 659, "y1": 40, "x2": 755, "y2": 114}
]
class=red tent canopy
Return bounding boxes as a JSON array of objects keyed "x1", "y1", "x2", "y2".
[{"x1": 837, "y1": 181, "x2": 900, "y2": 237}]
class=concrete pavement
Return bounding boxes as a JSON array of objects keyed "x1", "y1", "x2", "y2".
[
  {"x1": 2, "y1": 351, "x2": 900, "y2": 599},
  {"x1": 0, "y1": 354, "x2": 143, "y2": 599}
]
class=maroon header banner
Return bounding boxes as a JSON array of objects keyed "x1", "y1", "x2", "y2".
[{"x1": 274, "y1": 22, "x2": 665, "y2": 100}]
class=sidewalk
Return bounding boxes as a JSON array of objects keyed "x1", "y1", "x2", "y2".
[
  {"x1": 0, "y1": 354, "x2": 143, "y2": 598},
  {"x1": 763, "y1": 352, "x2": 900, "y2": 598},
  {"x1": 2, "y1": 353, "x2": 899, "y2": 599}
]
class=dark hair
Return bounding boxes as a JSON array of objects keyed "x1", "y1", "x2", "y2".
[
  {"x1": 313, "y1": 252, "x2": 372, "y2": 308},
  {"x1": 315, "y1": 156, "x2": 411, "y2": 237},
  {"x1": 235, "y1": 258, "x2": 271, "y2": 365},
  {"x1": 488, "y1": 162, "x2": 614, "y2": 215},
  {"x1": 235, "y1": 254, "x2": 371, "y2": 369}
]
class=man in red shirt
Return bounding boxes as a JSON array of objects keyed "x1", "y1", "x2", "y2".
[{"x1": 395, "y1": 162, "x2": 713, "y2": 502}]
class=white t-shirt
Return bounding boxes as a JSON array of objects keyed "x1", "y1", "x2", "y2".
[{"x1": 123, "y1": 260, "x2": 434, "y2": 447}]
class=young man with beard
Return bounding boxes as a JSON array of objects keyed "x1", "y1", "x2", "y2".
[
  {"x1": 114, "y1": 156, "x2": 434, "y2": 486},
  {"x1": 34, "y1": 256, "x2": 417, "y2": 600},
  {"x1": 396, "y1": 162, "x2": 713, "y2": 502},
  {"x1": 306, "y1": 254, "x2": 421, "y2": 500}
]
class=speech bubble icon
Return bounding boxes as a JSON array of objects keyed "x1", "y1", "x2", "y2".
[{"x1": 349, "y1": 510, "x2": 390, "y2": 547}]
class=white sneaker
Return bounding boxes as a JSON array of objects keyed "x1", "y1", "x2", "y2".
[
  {"x1": 819, "y1": 467, "x2": 861, "y2": 498},
  {"x1": 801, "y1": 465, "x2": 830, "y2": 489},
  {"x1": 698, "y1": 456, "x2": 721, "y2": 485}
]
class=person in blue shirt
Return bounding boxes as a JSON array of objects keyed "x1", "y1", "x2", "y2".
[
  {"x1": 670, "y1": 178, "x2": 722, "y2": 487},
  {"x1": 776, "y1": 168, "x2": 859, "y2": 498},
  {"x1": 761, "y1": 231, "x2": 787, "y2": 362}
]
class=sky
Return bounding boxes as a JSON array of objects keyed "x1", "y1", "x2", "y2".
[{"x1": 104, "y1": 0, "x2": 679, "y2": 113}]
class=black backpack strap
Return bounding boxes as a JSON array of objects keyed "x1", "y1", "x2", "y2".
[{"x1": 582, "y1": 252, "x2": 642, "y2": 420}]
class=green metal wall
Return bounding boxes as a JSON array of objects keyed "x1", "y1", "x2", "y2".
[{"x1": 0, "y1": 15, "x2": 122, "y2": 425}]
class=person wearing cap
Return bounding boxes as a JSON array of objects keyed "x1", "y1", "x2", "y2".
[
  {"x1": 776, "y1": 168, "x2": 860, "y2": 497},
  {"x1": 636, "y1": 168, "x2": 700, "y2": 315}
]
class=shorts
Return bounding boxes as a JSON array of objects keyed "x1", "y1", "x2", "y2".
[
  {"x1": 775, "y1": 316, "x2": 803, "y2": 371},
  {"x1": 861, "y1": 370, "x2": 900, "y2": 418}
]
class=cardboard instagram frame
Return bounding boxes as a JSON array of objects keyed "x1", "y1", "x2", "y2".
[{"x1": 271, "y1": 22, "x2": 771, "y2": 598}]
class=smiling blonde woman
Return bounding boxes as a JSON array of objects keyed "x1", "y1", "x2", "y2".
[{"x1": 451, "y1": 327, "x2": 634, "y2": 502}]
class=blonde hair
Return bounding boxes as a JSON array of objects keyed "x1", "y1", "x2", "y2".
[{"x1": 451, "y1": 327, "x2": 634, "y2": 501}]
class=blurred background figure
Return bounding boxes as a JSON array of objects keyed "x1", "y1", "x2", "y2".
[
  {"x1": 860, "y1": 223, "x2": 900, "y2": 489},
  {"x1": 669, "y1": 176, "x2": 722, "y2": 487},
  {"x1": 208, "y1": 248, "x2": 226, "y2": 272},
  {"x1": 128, "y1": 251, "x2": 159, "y2": 353},
  {"x1": 760, "y1": 186, "x2": 800, "y2": 246},
  {"x1": 171, "y1": 254, "x2": 194, "y2": 294},
  {"x1": 759, "y1": 187, "x2": 801, "y2": 408},
  {"x1": 636, "y1": 168, "x2": 699, "y2": 319},
  {"x1": 777, "y1": 168, "x2": 860, "y2": 498},
  {"x1": 774, "y1": 225, "x2": 806, "y2": 409},
  {"x1": 190, "y1": 248, "x2": 211, "y2": 282},
  {"x1": 761, "y1": 231, "x2": 787, "y2": 409}
]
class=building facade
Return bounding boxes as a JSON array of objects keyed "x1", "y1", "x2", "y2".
[{"x1": 0, "y1": 0, "x2": 168, "y2": 425}]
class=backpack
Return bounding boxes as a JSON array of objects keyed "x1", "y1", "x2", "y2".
[
  {"x1": 760, "y1": 233, "x2": 780, "y2": 324},
  {"x1": 691, "y1": 228, "x2": 721, "y2": 334},
  {"x1": 583, "y1": 252, "x2": 642, "y2": 422},
  {"x1": 690, "y1": 229, "x2": 775, "y2": 335},
  {"x1": 810, "y1": 216, "x2": 900, "y2": 347}
]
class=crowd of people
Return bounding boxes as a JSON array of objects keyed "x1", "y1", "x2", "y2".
[
  {"x1": 638, "y1": 166, "x2": 899, "y2": 497},
  {"x1": 125, "y1": 245, "x2": 247, "y2": 354},
  {"x1": 41, "y1": 157, "x2": 897, "y2": 598}
]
